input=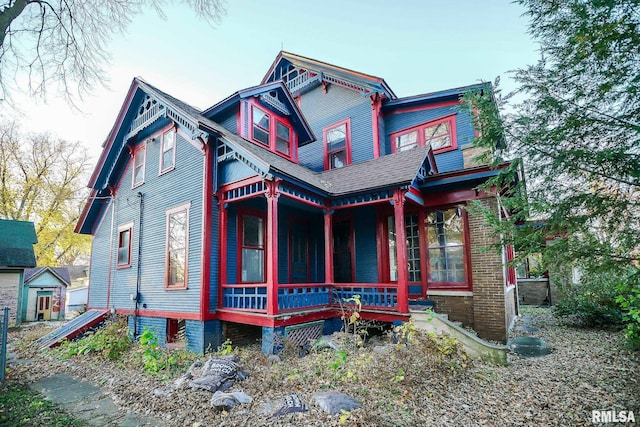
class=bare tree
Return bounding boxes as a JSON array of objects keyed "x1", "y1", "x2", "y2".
[
  {"x1": 0, "y1": 0, "x2": 225, "y2": 103},
  {"x1": 0, "y1": 120, "x2": 92, "y2": 265}
]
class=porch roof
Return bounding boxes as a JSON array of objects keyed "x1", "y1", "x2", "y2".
[{"x1": 0, "y1": 219, "x2": 37, "y2": 268}]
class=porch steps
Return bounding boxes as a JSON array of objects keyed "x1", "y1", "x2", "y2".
[
  {"x1": 36, "y1": 309, "x2": 110, "y2": 350},
  {"x1": 410, "y1": 310, "x2": 508, "y2": 365}
]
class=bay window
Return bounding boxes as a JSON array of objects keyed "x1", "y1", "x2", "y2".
[{"x1": 426, "y1": 207, "x2": 468, "y2": 287}]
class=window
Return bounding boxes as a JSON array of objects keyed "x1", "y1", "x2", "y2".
[
  {"x1": 391, "y1": 115, "x2": 456, "y2": 154},
  {"x1": 132, "y1": 144, "x2": 146, "y2": 187},
  {"x1": 250, "y1": 104, "x2": 294, "y2": 157},
  {"x1": 252, "y1": 107, "x2": 270, "y2": 146},
  {"x1": 240, "y1": 213, "x2": 265, "y2": 283},
  {"x1": 387, "y1": 214, "x2": 422, "y2": 282},
  {"x1": 166, "y1": 204, "x2": 190, "y2": 289},
  {"x1": 117, "y1": 223, "x2": 133, "y2": 268},
  {"x1": 160, "y1": 127, "x2": 176, "y2": 173},
  {"x1": 426, "y1": 208, "x2": 468, "y2": 287},
  {"x1": 324, "y1": 119, "x2": 351, "y2": 170}
]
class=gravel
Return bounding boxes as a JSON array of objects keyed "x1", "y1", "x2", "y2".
[{"x1": 5, "y1": 307, "x2": 639, "y2": 426}]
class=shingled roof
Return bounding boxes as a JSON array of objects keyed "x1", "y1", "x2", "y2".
[{"x1": 0, "y1": 219, "x2": 37, "y2": 268}]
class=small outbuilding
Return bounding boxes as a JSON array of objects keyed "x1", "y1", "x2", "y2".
[{"x1": 22, "y1": 267, "x2": 70, "y2": 322}]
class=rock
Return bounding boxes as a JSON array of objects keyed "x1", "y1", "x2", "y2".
[
  {"x1": 312, "y1": 335, "x2": 340, "y2": 351},
  {"x1": 312, "y1": 391, "x2": 361, "y2": 415},
  {"x1": 187, "y1": 356, "x2": 249, "y2": 393},
  {"x1": 372, "y1": 345, "x2": 392, "y2": 354},
  {"x1": 266, "y1": 354, "x2": 281, "y2": 367},
  {"x1": 210, "y1": 390, "x2": 252, "y2": 411},
  {"x1": 269, "y1": 394, "x2": 308, "y2": 418}
]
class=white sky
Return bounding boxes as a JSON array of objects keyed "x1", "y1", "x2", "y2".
[{"x1": 4, "y1": 0, "x2": 539, "y2": 162}]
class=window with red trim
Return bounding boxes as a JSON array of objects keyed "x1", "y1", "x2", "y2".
[
  {"x1": 239, "y1": 212, "x2": 265, "y2": 283},
  {"x1": 391, "y1": 115, "x2": 457, "y2": 154},
  {"x1": 117, "y1": 223, "x2": 133, "y2": 268},
  {"x1": 324, "y1": 119, "x2": 351, "y2": 170},
  {"x1": 250, "y1": 104, "x2": 294, "y2": 158},
  {"x1": 132, "y1": 144, "x2": 146, "y2": 188},
  {"x1": 160, "y1": 127, "x2": 176, "y2": 173},
  {"x1": 426, "y1": 207, "x2": 469, "y2": 288},
  {"x1": 165, "y1": 203, "x2": 189, "y2": 289},
  {"x1": 505, "y1": 244, "x2": 517, "y2": 287}
]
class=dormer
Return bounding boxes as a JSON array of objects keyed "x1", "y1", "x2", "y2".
[{"x1": 203, "y1": 81, "x2": 314, "y2": 162}]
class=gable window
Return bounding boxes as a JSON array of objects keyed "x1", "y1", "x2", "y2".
[
  {"x1": 252, "y1": 107, "x2": 270, "y2": 146},
  {"x1": 165, "y1": 203, "x2": 190, "y2": 289},
  {"x1": 426, "y1": 207, "x2": 469, "y2": 288},
  {"x1": 239, "y1": 213, "x2": 265, "y2": 283},
  {"x1": 117, "y1": 223, "x2": 133, "y2": 268},
  {"x1": 250, "y1": 104, "x2": 294, "y2": 158},
  {"x1": 132, "y1": 144, "x2": 146, "y2": 187},
  {"x1": 160, "y1": 127, "x2": 176, "y2": 173},
  {"x1": 324, "y1": 119, "x2": 351, "y2": 170},
  {"x1": 391, "y1": 115, "x2": 456, "y2": 154}
]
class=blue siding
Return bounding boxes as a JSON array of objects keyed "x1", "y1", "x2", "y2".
[
  {"x1": 185, "y1": 319, "x2": 223, "y2": 353},
  {"x1": 226, "y1": 207, "x2": 238, "y2": 284},
  {"x1": 213, "y1": 108, "x2": 238, "y2": 134},
  {"x1": 88, "y1": 201, "x2": 112, "y2": 309},
  {"x1": 276, "y1": 207, "x2": 325, "y2": 284},
  {"x1": 220, "y1": 160, "x2": 258, "y2": 185},
  {"x1": 383, "y1": 105, "x2": 476, "y2": 173},
  {"x1": 353, "y1": 206, "x2": 378, "y2": 283},
  {"x1": 209, "y1": 198, "x2": 219, "y2": 313},
  {"x1": 28, "y1": 271, "x2": 65, "y2": 288},
  {"x1": 90, "y1": 130, "x2": 205, "y2": 316},
  {"x1": 298, "y1": 85, "x2": 373, "y2": 172}
]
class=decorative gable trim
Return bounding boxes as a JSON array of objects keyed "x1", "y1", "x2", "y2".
[
  {"x1": 216, "y1": 138, "x2": 273, "y2": 180},
  {"x1": 259, "y1": 93, "x2": 290, "y2": 115}
]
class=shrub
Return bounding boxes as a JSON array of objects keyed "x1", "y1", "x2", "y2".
[
  {"x1": 553, "y1": 272, "x2": 625, "y2": 327},
  {"x1": 58, "y1": 317, "x2": 131, "y2": 360}
]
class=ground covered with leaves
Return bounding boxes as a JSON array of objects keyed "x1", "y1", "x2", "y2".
[{"x1": 5, "y1": 308, "x2": 639, "y2": 426}]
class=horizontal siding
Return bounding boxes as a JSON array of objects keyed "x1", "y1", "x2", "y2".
[
  {"x1": 91, "y1": 130, "x2": 205, "y2": 315},
  {"x1": 220, "y1": 160, "x2": 258, "y2": 185},
  {"x1": 214, "y1": 108, "x2": 238, "y2": 134},
  {"x1": 128, "y1": 315, "x2": 167, "y2": 343},
  {"x1": 298, "y1": 85, "x2": 373, "y2": 172},
  {"x1": 383, "y1": 105, "x2": 476, "y2": 173},
  {"x1": 27, "y1": 272, "x2": 64, "y2": 288},
  {"x1": 88, "y1": 200, "x2": 112, "y2": 309},
  {"x1": 185, "y1": 319, "x2": 222, "y2": 353}
]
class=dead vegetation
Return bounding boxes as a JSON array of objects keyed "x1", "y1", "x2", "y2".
[{"x1": 5, "y1": 308, "x2": 639, "y2": 426}]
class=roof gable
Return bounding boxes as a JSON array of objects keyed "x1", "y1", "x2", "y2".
[
  {"x1": 0, "y1": 220, "x2": 37, "y2": 268},
  {"x1": 202, "y1": 81, "x2": 315, "y2": 145},
  {"x1": 24, "y1": 267, "x2": 71, "y2": 287},
  {"x1": 262, "y1": 51, "x2": 396, "y2": 100}
]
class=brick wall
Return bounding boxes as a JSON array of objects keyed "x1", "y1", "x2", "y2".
[
  {"x1": 461, "y1": 143, "x2": 488, "y2": 169},
  {"x1": 468, "y1": 197, "x2": 508, "y2": 343},
  {"x1": 429, "y1": 295, "x2": 474, "y2": 327},
  {"x1": 0, "y1": 272, "x2": 20, "y2": 325}
]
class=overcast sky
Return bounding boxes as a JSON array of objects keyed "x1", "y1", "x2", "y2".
[{"x1": 5, "y1": 0, "x2": 539, "y2": 161}]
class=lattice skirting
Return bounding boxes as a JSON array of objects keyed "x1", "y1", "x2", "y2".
[{"x1": 284, "y1": 321, "x2": 324, "y2": 347}]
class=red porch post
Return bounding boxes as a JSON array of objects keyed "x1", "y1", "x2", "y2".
[
  {"x1": 323, "y1": 209, "x2": 334, "y2": 284},
  {"x1": 394, "y1": 189, "x2": 409, "y2": 313},
  {"x1": 266, "y1": 180, "x2": 280, "y2": 315},
  {"x1": 217, "y1": 194, "x2": 228, "y2": 309}
]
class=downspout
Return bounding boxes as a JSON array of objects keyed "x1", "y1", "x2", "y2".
[
  {"x1": 106, "y1": 193, "x2": 116, "y2": 310},
  {"x1": 134, "y1": 192, "x2": 144, "y2": 337}
]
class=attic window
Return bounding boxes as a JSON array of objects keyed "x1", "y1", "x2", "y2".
[
  {"x1": 324, "y1": 119, "x2": 351, "y2": 170},
  {"x1": 252, "y1": 107, "x2": 270, "y2": 146}
]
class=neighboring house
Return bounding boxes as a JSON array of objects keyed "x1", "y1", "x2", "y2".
[
  {"x1": 0, "y1": 219, "x2": 37, "y2": 325},
  {"x1": 66, "y1": 285, "x2": 89, "y2": 314},
  {"x1": 22, "y1": 267, "x2": 70, "y2": 322},
  {"x1": 76, "y1": 52, "x2": 519, "y2": 353}
]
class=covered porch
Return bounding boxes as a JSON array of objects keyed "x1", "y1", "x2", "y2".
[{"x1": 215, "y1": 175, "x2": 417, "y2": 326}]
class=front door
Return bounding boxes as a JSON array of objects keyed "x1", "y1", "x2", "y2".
[
  {"x1": 333, "y1": 219, "x2": 353, "y2": 283},
  {"x1": 36, "y1": 294, "x2": 51, "y2": 321}
]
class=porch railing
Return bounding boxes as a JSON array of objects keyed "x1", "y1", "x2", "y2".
[
  {"x1": 221, "y1": 285, "x2": 267, "y2": 312},
  {"x1": 278, "y1": 285, "x2": 331, "y2": 312},
  {"x1": 221, "y1": 283, "x2": 398, "y2": 314},
  {"x1": 332, "y1": 284, "x2": 398, "y2": 310}
]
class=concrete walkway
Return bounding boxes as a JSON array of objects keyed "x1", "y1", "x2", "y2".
[{"x1": 29, "y1": 373, "x2": 163, "y2": 426}]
